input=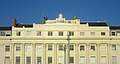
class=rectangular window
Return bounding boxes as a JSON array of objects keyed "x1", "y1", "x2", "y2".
[
  {"x1": 90, "y1": 32, "x2": 95, "y2": 36},
  {"x1": 112, "y1": 56, "x2": 117, "y2": 64},
  {"x1": 59, "y1": 44, "x2": 63, "y2": 51},
  {"x1": 58, "y1": 56, "x2": 63, "y2": 64},
  {"x1": 100, "y1": 44, "x2": 106, "y2": 52},
  {"x1": 26, "y1": 44, "x2": 32, "y2": 52},
  {"x1": 26, "y1": 31, "x2": 31, "y2": 36},
  {"x1": 80, "y1": 32, "x2": 84, "y2": 36},
  {"x1": 16, "y1": 56, "x2": 20, "y2": 64},
  {"x1": 48, "y1": 31, "x2": 53, "y2": 36},
  {"x1": 37, "y1": 31, "x2": 41, "y2": 36},
  {"x1": 90, "y1": 56, "x2": 95, "y2": 64},
  {"x1": 16, "y1": 44, "x2": 21, "y2": 51},
  {"x1": 68, "y1": 31, "x2": 74, "y2": 36},
  {"x1": 70, "y1": 57, "x2": 74, "y2": 63},
  {"x1": 5, "y1": 57, "x2": 10, "y2": 64},
  {"x1": 101, "y1": 32, "x2": 105, "y2": 36},
  {"x1": 5, "y1": 45, "x2": 10, "y2": 52},
  {"x1": 26, "y1": 57, "x2": 31, "y2": 64},
  {"x1": 37, "y1": 57, "x2": 42, "y2": 64},
  {"x1": 48, "y1": 44, "x2": 52, "y2": 51},
  {"x1": 101, "y1": 56, "x2": 106, "y2": 64},
  {"x1": 48, "y1": 57, "x2": 52, "y2": 64},
  {"x1": 112, "y1": 44, "x2": 116, "y2": 51},
  {"x1": 90, "y1": 45, "x2": 95, "y2": 51},
  {"x1": 69, "y1": 45, "x2": 74, "y2": 51},
  {"x1": 58, "y1": 31, "x2": 63, "y2": 36},
  {"x1": 112, "y1": 32, "x2": 116, "y2": 36},
  {"x1": 16, "y1": 31, "x2": 21, "y2": 36},
  {"x1": 80, "y1": 45, "x2": 85, "y2": 51},
  {"x1": 37, "y1": 45, "x2": 42, "y2": 52},
  {"x1": 80, "y1": 56, "x2": 85, "y2": 64}
]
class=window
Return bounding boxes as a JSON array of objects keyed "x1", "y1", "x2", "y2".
[
  {"x1": 101, "y1": 32, "x2": 105, "y2": 36},
  {"x1": 48, "y1": 57, "x2": 52, "y2": 64},
  {"x1": 16, "y1": 31, "x2": 21, "y2": 36},
  {"x1": 48, "y1": 31, "x2": 52, "y2": 36},
  {"x1": 26, "y1": 44, "x2": 32, "y2": 52},
  {"x1": 68, "y1": 31, "x2": 74, "y2": 36},
  {"x1": 70, "y1": 57, "x2": 74, "y2": 63},
  {"x1": 0, "y1": 31, "x2": 11, "y2": 36},
  {"x1": 112, "y1": 32, "x2": 116, "y2": 36},
  {"x1": 100, "y1": 44, "x2": 106, "y2": 52},
  {"x1": 90, "y1": 45, "x2": 95, "y2": 51},
  {"x1": 101, "y1": 56, "x2": 106, "y2": 64},
  {"x1": 90, "y1": 32, "x2": 95, "y2": 36},
  {"x1": 58, "y1": 56, "x2": 63, "y2": 64},
  {"x1": 58, "y1": 31, "x2": 63, "y2": 36},
  {"x1": 37, "y1": 57, "x2": 42, "y2": 64},
  {"x1": 90, "y1": 56, "x2": 96, "y2": 64},
  {"x1": 5, "y1": 57, "x2": 10, "y2": 64},
  {"x1": 26, "y1": 57, "x2": 31, "y2": 64},
  {"x1": 16, "y1": 44, "x2": 21, "y2": 51},
  {"x1": 112, "y1": 44, "x2": 116, "y2": 51},
  {"x1": 37, "y1": 31, "x2": 41, "y2": 36},
  {"x1": 26, "y1": 31, "x2": 31, "y2": 36},
  {"x1": 69, "y1": 45, "x2": 74, "y2": 51},
  {"x1": 80, "y1": 45, "x2": 85, "y2": 51},
  {"x1": 48, "y1": 44, "x2": 52, "y2": 51},
  {"x1": 16, "y1": 56, "x2": 20, "y2": 64},
  {"x1": 5, "y1": 45, "x2": 10, "y2": 52},
  {"x1": 80, "y1": 56, "x2": 85, "y2": 64},
  {"x1": 59, "y1": 44, "x2": 63, "y2": 51},
  {"x1": 112, "y1": 56, "x2": 117, "y2": 64},
  {"x1": 80, "y1": 32, "x2": 84, "y2": 36},
  {"x1": 37, "y1": 45, "x2": 42, "y2": 52}
]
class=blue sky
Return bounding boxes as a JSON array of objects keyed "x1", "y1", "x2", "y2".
[{"x1": 0, "y1": 0, "x2": 120, "y2": 26}]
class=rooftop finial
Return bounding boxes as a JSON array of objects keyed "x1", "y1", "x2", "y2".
[{"x1": 58, "y1": 13, "x2": 63, "y2": 18}]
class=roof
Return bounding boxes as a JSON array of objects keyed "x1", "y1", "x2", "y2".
[
  {"x1": 110, "y1": 26, "x2": 120, "y2": 30},
  {"x1": 15, "y1": 24, "x2": 33, "y2": 27},
  {"x1": 80, "y1": 22, "x2": 108, "y2": 26},
  {"x1": 0, "y1": 26, "x2": 12, "y2": 30}
]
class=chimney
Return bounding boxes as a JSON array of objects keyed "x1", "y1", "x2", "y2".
[{"x1": 12, "y1": 17, "x2": 17, "y2": 26}]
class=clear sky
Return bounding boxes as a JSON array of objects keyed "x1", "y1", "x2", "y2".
[{"x1": 0, "y1": 0, "x2": 120, "y2": 26}]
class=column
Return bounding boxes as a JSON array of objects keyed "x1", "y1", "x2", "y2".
[
  {"x1": 75, "y1": 43, "x2": 79, "y2": 64},
  {"x1": 11, "y1": 43, "x2": 14, "y2": 64},
  {"x1": 43, "y1": 43, "x2": 46, "y2": 64},
  {"x1": 86, "y1": 43, "x2": 89, "y2": 64},
  {"x1": 32, "y1": 43, "x2": 35, "y2": 64},
  {"x1": 22, "y1": 43, "x2": 25, "y2": 64},
  {"x1": 107, "y1": 43, "x2": 111, "y2": 64},
  {"x1": 54, "y1": 43, "x2": 57, "y2": 64},
  {"x1": 97, "y1": 43, "x2": 100, "y2": 64}
]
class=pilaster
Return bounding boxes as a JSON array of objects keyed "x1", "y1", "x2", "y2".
[
  {"x1": 11, "y1": 43, "x2": 14, "y2": 64},
  {"x1": 22, "y1": 43, "x2": 25, "y2": 64},
  {"x1": 75, "y1": 43, "x2": 79, "y2": 64}
]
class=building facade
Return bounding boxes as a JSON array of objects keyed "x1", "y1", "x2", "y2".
[{"x1": 0, "y1": 13, "x2": 120, "y2": 64}]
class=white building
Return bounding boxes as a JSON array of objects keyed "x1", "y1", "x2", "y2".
[{"x1": 0, "y1": 13, "x2": 120, "y2": 64}]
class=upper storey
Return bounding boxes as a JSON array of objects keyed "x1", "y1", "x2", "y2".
[{"x1": 44, "y1": 13, "x2": 80, "y2": 24}]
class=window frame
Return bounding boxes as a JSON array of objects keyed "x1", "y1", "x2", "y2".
[
  {"x1": 58, "y1": 31, "x2": 63, "y2": 36},
  {"x1": 16, "y1": 31, "x2": 21, "y2": 36},
  {"x1": 68, "y1": 31, "x2": 74, "y2": 36},
  {"x1": 5, "y1": 45, "x2": 10, "y2": 52},
  {"x1": 48, "y1": 44, "x2": 52, "y2": 51},
  {"x1": 37, "y1": 31, "x2": 41, "y2": 36},
  {"x1": 70, "y1": 57, "x2": 74, "y2": 63},
  {"x1": 58, "y1": 44, "x2": 63, "y2": 51},
  {"x1": 16, "y1": 44, "x2": 21, "y2": 51},
  {"x1": 80, "y1": 32, "x2": 84, "y2": 36},
  {"x1": 69, "y1": 44, "x2": 74, "y2": 51},
  {"x1": 48, "y1": 31, "x2": 53, "y2": 36},
  {"x1": 101, "y1": 32, "x2": 105, "y2": 36}
]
